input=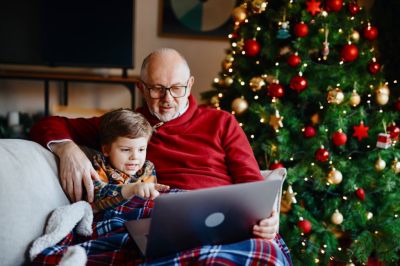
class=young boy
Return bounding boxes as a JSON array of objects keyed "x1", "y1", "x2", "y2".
[{"x1": 89, "y1": 108, "x2": 169, "y2": 213}]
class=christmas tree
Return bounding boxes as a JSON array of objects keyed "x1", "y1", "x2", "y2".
[{"x1": 202, "y1": 0, "x2": 400, "y2": 264}]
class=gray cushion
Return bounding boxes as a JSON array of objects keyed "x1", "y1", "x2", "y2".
[{"x1": 0, "y1": 139, "x2": 69, "y2": 266}]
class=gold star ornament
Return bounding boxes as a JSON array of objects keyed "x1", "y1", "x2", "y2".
[{"x1": 269, "y1": 110, "x2": 284, "y2": 130}]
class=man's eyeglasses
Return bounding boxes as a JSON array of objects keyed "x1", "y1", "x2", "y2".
[{"x1": 141, "y1": 79, "x2": 189, "y2": 99}]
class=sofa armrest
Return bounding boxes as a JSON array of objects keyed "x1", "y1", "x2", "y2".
[{"x1": 0, "y1": 139, "x2": 70, "y2": 266}]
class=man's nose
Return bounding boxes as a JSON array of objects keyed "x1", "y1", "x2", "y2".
[{"x1": 162, "y1": 88, "x2": 174, "y2": 100}]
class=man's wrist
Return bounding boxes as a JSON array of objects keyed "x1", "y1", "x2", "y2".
[{"x1": 49, "y1": 140, "x2": 73, "y2": 156}]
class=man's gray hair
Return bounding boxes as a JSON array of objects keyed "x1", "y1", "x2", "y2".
[{"x1": 140, "y1": 48, "x2": 191, "y2": 81}]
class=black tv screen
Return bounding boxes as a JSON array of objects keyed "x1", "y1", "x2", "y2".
[{"x1": 0, "y1": 0, "x2": 134, "y2": 69}]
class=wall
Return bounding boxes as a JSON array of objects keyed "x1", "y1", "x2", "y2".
[{"x1": 0, "y1": 0, "x2": 229, "y2": 117}]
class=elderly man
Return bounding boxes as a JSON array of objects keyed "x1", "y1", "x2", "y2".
[{"x1": 30, "y1": 48, "x2": 292, "y2": 265}]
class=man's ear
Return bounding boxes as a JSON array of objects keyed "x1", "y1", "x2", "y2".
[
  {"x1": 137, "y1": 81, "x2": 145, "y2": 94},
  {"x1": 101, "y1": 144, "x2": 110, "y2": 157}
]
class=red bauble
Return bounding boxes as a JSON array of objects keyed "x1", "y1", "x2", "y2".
[
  {"x1": 303, "y1": 125, "x2": 316, "y2": 138},
  {"x1": 332, "y1": 130, "x2": 347, "y2": 146},
  {"x1": 297, "y1": 220, "x2": 312, "y2": 234},
  {"x1": 387, "y1": 123, "x2": 400, "y2": 140},
  {"x1": 244, "y1": 39, "x2": 261, "y2": 57},
  {"x1": 363, "y1": 25, "x2": 378, "y2": 41},
  {"x1": 348, "y1": 2, "x2": 360, "y2": 15},
  {"x1": 326, "y1": 0, "x2": 343, "y2": 12},
  {"x1": 287, "y1": 54, "x2": 302, "y2": 67},
  {"x1": 315, "y1": 147, "x2": 329, "y2": 162},
  {"x1": 269, "y1": 161, "x2": 285, "y2": 170},
  {"x1": 267, "y1": 83, "x2": 285, "y2": 98},
  {"x1": 341, "y1": 44, "x2": 359, "y2": 62},
  {"x1": 294, "y1": 22, "x2": 309, "y2": 38},
  {"x1": 356, "y1": 188, "x2": 365, "y2": 201},
  {"x1": 367, "y1": 257, "x2": 384, "y2": 266},
  {"x1": 368, "y1": 61, "x2": 381, "y2": 74},
  {"x1": 290, "y1": 75, "x2": 308, "y2": 92}
]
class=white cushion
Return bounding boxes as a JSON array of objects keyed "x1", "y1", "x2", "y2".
[{"x1": 0, "y1": 139, "x2": 69, "y2": 266}]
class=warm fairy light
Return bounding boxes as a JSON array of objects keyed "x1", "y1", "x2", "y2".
[
  {"x1": 214, "y1": 78, "x2": 219, "y2": 83},
  {"x1": 217, "y1": 107, "x2": 221, "y2": 110},
  {"x1": 302, "y1": 242, "x2": 306, "y2": 246},
  {"x1": 303, "y1": 63, "x2": 308, "y2": 67},
  {"x1": 275, "y1": 62, "x2": 279, "y2": 66},
  {"x1": 329, "y1": 160, "x2": 333, "y2": 164},
  {"x1": 244, "y1": 19, "x2": 248, "y2": 23},
  {"x1": 311, "y1": 162, "x2": 315, "y2": 166},
  {"x1": 229, "y1": 68, "x2": 233, "y2": 73},
  {"x1": 318, "y1": 57, "x2": 322, "y2": 61},
  {"x1": 240, "y1": 81, "x2": 245, "y2": 85},
  {"x1": 379, "y1": 109, "x2": 383, "y2": 113},
  {"x1": 338, "y1": 247, "x2": 342, "y2": 251},
  {"x1": 374, "y1": 231, "x2": 379, "y2": 234},
  {"x1": 343, "y1": 196, "x2": 348, "y2": 200},
  {"x1": 339, "y1": 29, "x2": 343, "y2": 33},
  {"x1": 304, "y1": 177, "x2": 308, "y2": 181},
  {"x1": 239, "y1": 123, "x2": 243, "y2": 127},
  {"x1": 348, "y1": 156, "x2": 352, "y2": 160},
  {"x1": 326, "y1": 182, "x2": 331, "y2": 186},
  {"x1": 257, "y1": 27, "x2": 261, "y2": 31},
  {"x1": 290, "y1": 157, "x2": 294, "y2": 161},
  {"x1": 394, "y1": 80, "x2": 398, "y2": 84},
  {"x1": 256, "y1": 61, "x2": 260, "y2": 64},
  {"x1": 367, "y1": 100, "x2": 371, "y2": 104},
  {"x1": 323, "y1": 244, "x2": 327, "y2": 248},
  {"x1": 232, "y1": 42, "x2": 237, "y2": 47},
  {"x1": 321, "y1": 249, "x2": 325, "y2": 254},
  {"x1": 241, "y1": 51, "x2": 245, "y2": 55},
  {"x1": 367, "y1": 145, "x2": 370, "y2": 148},
  {"x1": 395, "y1": 214, "x2": 399, "y2": 218},
  {"x1": 250, "y1": 134, "x2": 254, "y2": 139},
  {"x1": 322, "y1": 11, "x2": 328, "y2": 17},
  {"x1": 339, "y1": 61, "x2": 344, "y2": 65},
  {"x1": 325, "y1": 128, "x2": 328, "y2": 132},
  {"x1": 260, "y1": 118, "x2": 265, "y2": 123},
  {"x1": 315, "y1": 258, "x2": 320, "y2": 263},
  {"x1": 350, "y1": 16, "x2": 355, "y2": 20},
  {"x1": 254, "y1": 95, "x2": 259, "y2": 100},
  {"x1": 218, "y1": 93, "x2": 223, "y2": 97},
  {"x1": 343, "y1": 110, "x2": 347, "y2": 114},
  {"x1": 320, "y1": 106, "x2": 324, "y2": 110}
]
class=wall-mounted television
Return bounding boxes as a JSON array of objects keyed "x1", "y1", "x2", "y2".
[{"x1": 0, "y1": 0, "x2": 134, "y2": 69}]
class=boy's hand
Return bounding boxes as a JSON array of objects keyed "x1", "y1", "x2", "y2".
[{"x1": 122, "y1": 182, "x2": 170, "y2": 200}]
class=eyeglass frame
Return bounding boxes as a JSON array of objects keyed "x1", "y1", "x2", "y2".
[{"x1": 140, "y1": 78, "x2": 190, "y2": 99}]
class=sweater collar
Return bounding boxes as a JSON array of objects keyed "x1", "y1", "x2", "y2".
[{"x1": 138, "y1": 94, "x2": 198, "y2": 128}]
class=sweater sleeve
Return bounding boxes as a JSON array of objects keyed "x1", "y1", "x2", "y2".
[
  {"x1": 221, "y1": 113, "x2": 263, "y2": 183},
  {"x1": 29, "y1": 115, "x2": 102, "y2": 149}
]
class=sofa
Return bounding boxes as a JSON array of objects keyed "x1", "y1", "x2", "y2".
[
  {"x1": 0, "y1": 139, "x2": 285, "y2": 266},
  {"x1": 0, "y1": 139, "x2": 70, "y2": 266}
]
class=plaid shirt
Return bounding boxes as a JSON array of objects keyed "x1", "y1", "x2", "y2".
[{"x1": 91, "y1": 153, "x2": 157, "y2": 213}]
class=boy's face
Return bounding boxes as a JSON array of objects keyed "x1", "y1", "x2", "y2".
[{"x1": 102, "y1": 136, "x2": 148, "y2": 176}]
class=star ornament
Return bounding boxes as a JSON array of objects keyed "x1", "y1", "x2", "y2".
[
  {"x1": 269, "y1": 111, "x2": 284, "y2": 130},
  {"x1": 306, "y1": 0, "x2": 322, "y2": 16},
  {"x1": 353, "y1": 122, "x2": 369, "y2": 141}
]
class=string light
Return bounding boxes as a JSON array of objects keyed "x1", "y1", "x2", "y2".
[
  {"x1": 239, "y1": 123, "x2": 243, "y2": 127},
  {"x1": 218, "y1": 93, "x2": 223, "y2": 98},
  {"x1": 254, "y1": 95, "x2": 259, "y2": 100}
]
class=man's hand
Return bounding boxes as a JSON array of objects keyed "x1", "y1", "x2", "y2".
[
  {"x1": 122, "y1": 182, "x2": 170, "y2": 200},
  {"x1": 50, "y1": 141, "x2": 97, "y2": 202},
  {"x1": 252, "y1": 210, "x2": 279, "y2": 240}
]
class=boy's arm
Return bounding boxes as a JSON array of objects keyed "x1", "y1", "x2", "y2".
[{"x1": 92, "y1": 181, "x2": 126, "y2": 213}]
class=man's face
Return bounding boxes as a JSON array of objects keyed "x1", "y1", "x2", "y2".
[
  {"x1": 102, "y1": 136, "x2": 148, "y2": 176},
  {"x1": 139, "y1": 54, "x2": 194, "y2": 122}
]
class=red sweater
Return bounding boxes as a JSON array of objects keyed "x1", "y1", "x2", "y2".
[{"x1": 29, "y1": 95, "x2": 263, "y2": 190}]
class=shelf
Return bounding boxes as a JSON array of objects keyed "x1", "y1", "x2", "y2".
[{"x1": 0, "y1": 69, "x2": 140, "y2": 116}]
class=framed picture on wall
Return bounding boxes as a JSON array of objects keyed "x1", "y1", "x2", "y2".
[{"x1": 159, "y1": 0, "x2": 237, "y2": 40}]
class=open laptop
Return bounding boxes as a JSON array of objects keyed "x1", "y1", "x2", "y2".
[{"x1": 125, "y1": 168, "x2": 286, "y2": 259}]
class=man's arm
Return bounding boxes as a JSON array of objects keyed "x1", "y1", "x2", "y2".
[{"x1": 29, "y1": 115, "x2": 102, "y2": 202}]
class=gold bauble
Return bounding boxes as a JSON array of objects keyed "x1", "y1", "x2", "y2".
[
  {"x1": 327, "y1": 87, "x2": 344, "y2": 105},
  {"x1": 280, "y1": 198, "x2": 292, "y2": 213},
  {"x1": 225, "y1": 54, "x2": 234, "y2": 62},
  {"x1": 366, "y1": 212, "x2": 373, "y2": 220},
  {"x1": 311, "y1": 113, "x2": 320, "y2": 125},
  {"x1": 331, "y1": 209, "x2": 344, "y2": 225},
  {"x1": 375, "y1": 157, "x2": 386, "y2": 171},
  {"x1": 232, "y1": 6, "x2": 247, "y2": 22},
  {"x1": 249, "y1": 76, "x2": 266, "y2": 92},
  {"x1": 392, "y1": 158, "x2": 400, "y2": 174},
  {"x1": 327, "y1": 168, "x2": 343, "y2": 184},
  {"x1": 222, "y1": 60, "x2": 233, "y2": 70},
  {"x1": 224, "y1": 76, "x2": 234, "y2": 86},
  {"x1": 210, "y1": 95, "x2": 219, "y2": 106},
  {"x1": 350, "y1": 90, "x2": 361, "y2": 107},
  {"x1": 251, "y1": 0, "x2": 268, "y2": 13},
  {"x1": 231, "y1": 97, "x2": 248, "y2": 114},
  {"x1": 375, "y1": 84, "x2": 390, "y2": 106},
  {"x1": 351, "y1": 30, "x2": 360, "y2": 42}
]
